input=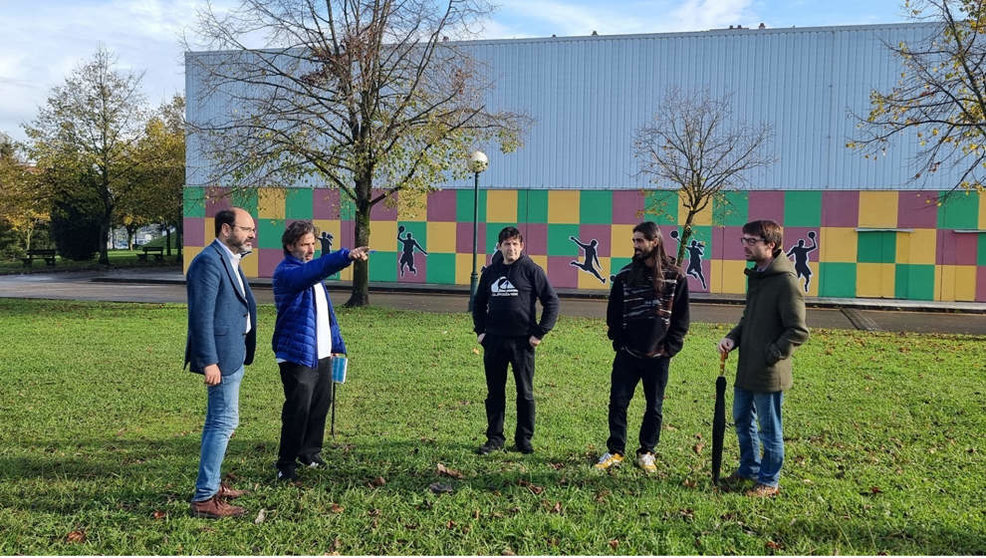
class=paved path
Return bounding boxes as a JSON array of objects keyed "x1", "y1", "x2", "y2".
[{"x1": 1, "y1": 269, "x2": 984, "y2": 335}]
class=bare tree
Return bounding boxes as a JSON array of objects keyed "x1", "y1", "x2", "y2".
[
  {"x1": 633, "y1": 88, "x2": 775, "y2": 265},
  {"x1": 24, "y1": 47, "x2": 147, "y2": 265},
  {"x1": 187, "y1": 0, "x2": 527, "y2": 306},
  {"x1": 852, "y1": 0, "x2": 986, "y2": 192}
]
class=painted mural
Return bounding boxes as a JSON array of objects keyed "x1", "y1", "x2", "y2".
[{"x1": 182, "y1": 187, "x2": 986, "y2": 302}]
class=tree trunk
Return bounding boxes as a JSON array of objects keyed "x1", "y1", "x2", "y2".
[
  {"x1": 676, "y1": 221, "x2": 694, "y2": 267},
  {"x1": 98, "y1": 219, "x2": 111, "y2": 265},
  {"x1": 165, "y1": 226, "x2": 172, "y2": 257},
  {"x1": 346, "y1": 176, "x2": 373, "y2": 307}
]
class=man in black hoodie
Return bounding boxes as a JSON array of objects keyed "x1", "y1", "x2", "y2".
[
  {"x1": 473, "y1": 226, "x2": 559, "y2": 455},
  {"x1": 596, "y1": 221, "x2": 690, "y2": 474}
]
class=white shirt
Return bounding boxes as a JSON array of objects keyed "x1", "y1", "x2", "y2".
[{"x1": 313, "y1": 282, "x2": 333, "y2": 359}]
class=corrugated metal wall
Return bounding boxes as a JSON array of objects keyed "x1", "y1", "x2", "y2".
[{"x1": 187, "y1": 23, "x2": 946, "y2": 192}]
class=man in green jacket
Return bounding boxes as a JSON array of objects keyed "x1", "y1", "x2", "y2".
[{"x1": 717, "y1": 220, "x2": 809, "y2": 498}]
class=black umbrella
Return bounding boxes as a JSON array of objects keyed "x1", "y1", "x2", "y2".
[{"x1": 712, "y1": 350, "x2": 728, "y2": 486}]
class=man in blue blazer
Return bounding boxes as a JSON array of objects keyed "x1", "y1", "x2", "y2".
[
  {"x1": 271, "y1": 220, "x2": 368, "y2": 481},
  {"x1": 185, "y1": 207, "x2": 258, "y2": 518}
]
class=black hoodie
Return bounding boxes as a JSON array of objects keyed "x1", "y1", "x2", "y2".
[{"x1": 473, "y1": 254, "x2": 559, "y2": 339}]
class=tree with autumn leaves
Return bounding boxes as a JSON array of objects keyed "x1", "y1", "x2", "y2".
[{"x1": 853, "y1": 0, "x2": 986, "y2": 192}]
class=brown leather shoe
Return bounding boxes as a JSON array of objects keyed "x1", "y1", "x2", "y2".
[
  {"x1": 745, "y1": 483, "x2": 780, "y2": 498},
  {"x1": 190, "y1": 494, "x2": 246, "y2": 518},
  {"x1": 218, "y1": 481, "x2": 249, "y2": 500}
]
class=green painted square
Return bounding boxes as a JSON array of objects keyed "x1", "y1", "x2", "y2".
[
  {"x1": 285, "y1": 188, "x2": 313, "y2": 219},
  {"x1": 397, "y1": 221, "x2": 427, "y2": 252},
  {"x1": 580, "y1": 191, "x2": 613, "y2": 224},
  {"x1": 338, "y1": 195, "x2": 355, "y2": 221},
  {"x1": 230, "y1": 188, "x2": 258, "y2": 215},
  {"x1": 368, "y1": 251, "x2": 398, "y2": 282},
  {"x1": 426, "y1": 253, "x2": 456, "y2": 285},
  {"x1": 548, "y1": 224, "x2": 581, "y2": 257},
  {"x1": 978, "y1": 233, "x2": 986, "y2": 266},
  {"x1": 857, "y1": 231, "x2": 896, "y2": 263},
  {"x1": 895, "y1": 264, "x2": 935, "y2": 300},
  {"x1": 610, "y1": 257, "x2": 632, "y2": 277},
  {"x1": 938, "y1": 190, "x2": 979, "y2": 229},
  {"x1": 184, "y1": 187, "x2": 206, "y2": 218},
  {"x1": 819, "y1": 262, "x2": 857, "y2": 297},
  {"x1": 456, "y1": 189, "x2": 488, "y2": 222},
  {"x1": 258, "y1": 218, "x2": 285, "y2": 249},
  {"x1": 715, "y1": 191, "x2": 749, "y2": 227},
  {"x1": 520, "y1": 190, "x2": 549, "y2": 224},
  {"x1": 485, "y1": 223, "x2": 514, "y2": 253},
  {"x1": 785, "y1": 191, "x2": 822, "y2": 227},
  {"x1": 642, "y1": 190, "x2": 678, "y2": 225}
]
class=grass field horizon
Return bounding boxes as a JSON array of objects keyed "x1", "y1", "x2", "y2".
[{"x1": 0, "y1": 298, "x2": 983, "y2": 555}]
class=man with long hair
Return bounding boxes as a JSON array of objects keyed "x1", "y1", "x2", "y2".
[{"x1": 595, "y1": 221, "x2": 690, "y2": 474}]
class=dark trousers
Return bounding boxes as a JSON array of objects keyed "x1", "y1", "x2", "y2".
[
  {"x1": 606, "y1": 350, "x2": 671, "y2": 456},
  {"x1": 277, "y1": 357, "x2": 333, "y2": 470},
  {"x1": 483, "y1": 335, "x2": 536, "y2": 447}
]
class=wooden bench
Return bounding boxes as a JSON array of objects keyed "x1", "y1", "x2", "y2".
[
  {"x1": 137, "y1": 246, "x2": 165, "y2": 261},
  {"x1": 21, "y1": 249, "x2": 57, "y2": 267}
]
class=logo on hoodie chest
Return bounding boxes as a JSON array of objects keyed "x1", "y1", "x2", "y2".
[{"x1": 491, "y1": 276, "x2": 519, "y2": 296}]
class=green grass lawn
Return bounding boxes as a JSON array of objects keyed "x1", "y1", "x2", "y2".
[
  {"x1": 0, "y1": 299, "x2": 983, "y2": 555},
  {"x1": 0, "y1": 248, "x2": 180, "y2": 275}
]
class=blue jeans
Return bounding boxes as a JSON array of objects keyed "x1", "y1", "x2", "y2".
[
  {"x1": 732, "y1": 387, "x2": 784, "y2": 487},
  {"x1": 193, "y1": 365, "x2": 243, "y2": 501}
]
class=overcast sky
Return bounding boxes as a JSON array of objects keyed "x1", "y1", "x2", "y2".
[{"x1": 1, "y1": 0, "x2": 909, "y2": 143}]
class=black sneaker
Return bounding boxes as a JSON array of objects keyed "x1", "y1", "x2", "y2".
[
  {"x1": 516, "y1": 443, "x2": 534, "y2": 455},
  {"x1": 300, "y1": 454, "x2": 327, "y2": 469},
  {"x1": 477, "y1": 441, "x2": 503, "y2": 455},
  {"x1": 276, "y1": 467, "x2": 298, "y2": 482}
]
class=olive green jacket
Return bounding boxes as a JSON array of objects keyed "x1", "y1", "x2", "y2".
[{"x1": 726, "y1": 252, "x2": 809, "y2": 392}]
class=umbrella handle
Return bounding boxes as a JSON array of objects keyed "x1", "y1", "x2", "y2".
[{"x1": 719, "y1": 350, "x2": 727, "y2": 377}]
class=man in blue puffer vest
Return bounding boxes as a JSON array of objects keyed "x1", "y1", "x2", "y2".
[{"x1": 271, "y1": 220, "x2": 369, "y2": 482}]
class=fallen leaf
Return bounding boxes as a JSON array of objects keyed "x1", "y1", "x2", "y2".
[
  {"x1": 446, "y1": 520, "x2": 457, "y2": 529},
  {"x1": 254, "y1": 508, "x2": 267, "y2": 525},
  {"x1": 472, "y1": 348, "x2": 481, "y2": 355},
  {"x1": 437, "y1": 463, "x2": 464, "y2": 479},
  {"x1": 501, "y1": 548, "x2": 516, "y2": 556},
  {"x1": 368, "y1": 508, "x2": 381, "y2": 517},
  {"x1": 429, "y1": 482, "x2": 453, "y2": 494},
  {"x1": 330, "y1": 503, "x2": 345, "y2": 513},
  {"x1": 66, "y1": 530, "x2": 86, "y2": 543},
  {"x1": 679, "y1": 508, "x2": 695, "y2": 521},
  {"x1": 371, "y1": 476, "x2": 386, "y2": 487},
  {"x1": 518, "y1": 479, "x2": 544, "y2": 495},
  {"x1": 609, "y1": 539, "x2": 619, "y2": 549},
  {"x1": 151, "y1": 510, "x2": 167, "y2": 520},
  {"x1": 550, "y1": 501, "x2": 562, "y2": 514},
  {"x1": 549, "y1": 462, "x2": 564, "y2": 470},
  {"x1": 692, "y1": 443, "x2": 705, "y2": 455},
  {"x1": 766, "y1": 540, "x2": 783, "y2": 550},
  {"x1": 870, "y1": 486, "x2": 882, "y2": 494},
  {"x1": 594, "y1": 489, "x2": 611, "y2": 503},
  {"x1": 682, "y1": 479, "x2": 697, "y2": 489},
  {"x1": 329, "y1": 537, "x2": 342, "y2": 553},
  {"x1": 472, "y1": 509, "x2": 480, "y2": 519}
]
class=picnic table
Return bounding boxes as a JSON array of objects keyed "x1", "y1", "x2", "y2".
[
  {"x1": 21, "y1": 249, "x2": 57, "y2": 267},
  {"x1": 137, "y1": 246, "x2": 165, "y2": 261}
]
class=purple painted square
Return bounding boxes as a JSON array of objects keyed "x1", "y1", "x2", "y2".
[
  {"x1": 205, "y1": 187, "x2": 232, "y2": 217},
  {"x1": 341, "y1": 221, "x2": 354, "y2": 249},
  {"x1": 747, "y1": 191, "x2": 785, "y2": 223},
  {"x1": 684, "y1": 261, "x2": 711, "y2": 293},
  {"x1": 457, "y1": 221, "x2": 487, "y2": 254},
  {"x1": 977, "y1": 267, "x2": 986, "y2": 302},
  {"x1": 577, "y1": 224, "x2": 611, "y2": 257},
  {"x1": 257, "y1": 248, "x2": 282, "y2": 279},
  {"x1": 520, "y1": 223, "x2": 547, "y2": 255},
  {"x1": 397, "y1": 255, "x2": 427, "y2": 283},
  {"x1": 613, "y1": 191, "x2": 645, "y2": 224},
  {"x1": 370, "y1": 189, "x2": 398, "y2": 220},
  {"x1": 821, "y1": 191, "x2": 859, "y2": 227},
  {"x1": 184, "y1": 217, "x2": 205, "y2": 247},
  {"x1": 547, "y1": 256, "x2": 578, "y2": 289},
  {"x1": 937, "y1": 230, "x2": 978, "y2": 265},
  {"x1": 897, "y1": 191, "x2": 939, "y2": 228},
  {"x1": 313, "y1": 189, "x2": 340, "y2": 220},
  {"x1": 712, "y1": 226, "x2": 746, "y2": 260},
  {"x1": 427, "y1": 190, "x2": 457, "y2": 221}
]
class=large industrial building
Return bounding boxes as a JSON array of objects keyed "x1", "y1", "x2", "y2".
[{"x1": 183, "y1": 22, "x2": 986, "y2": 302}]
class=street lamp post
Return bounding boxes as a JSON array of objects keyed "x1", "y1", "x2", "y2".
[{"x1": 467, "y1": 150, "x2": 488, "y2": 313}]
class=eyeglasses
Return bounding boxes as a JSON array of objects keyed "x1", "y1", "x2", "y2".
[
  {"x1": 739, "y1": 236, "x2": 763, "y2": 246},
  {"x1": 232, "y1": 224, "x2": 256, "y2": 234}
]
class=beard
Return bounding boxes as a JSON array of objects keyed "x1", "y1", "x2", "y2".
[{"x1": 632, "y1": 245, "x2": 659, "y2": 263}]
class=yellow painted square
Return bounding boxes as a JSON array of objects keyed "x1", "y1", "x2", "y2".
[
  {"x1": 679, "y1": 192, "x2": 713, "y2": 226},
  {"x1": 610, "y1": 224, "x2": 636, "y2": 258},
  {"x1": 257, "y1": 188, "x2": 286, "y2": 219},
  {"x1": 456, "y1": 252, "x2": 488, "y2": 285},
  {"x1": 936, "y1": 265, "x2": 977, "y2": 301},
  {"x1": 370, "y1": 220, "x2": 399, "y2": 251},
  {"x1": 858, "y1": 191, "x2": 898, "y2": 228},
  {"x1": 527, "y1": 255, "x2": 548, "y2": 273},
  {"x1": 856, "y1": 263, "x2": 895, "y2": 298},
  {"x1": 397, "y1": 190, "x2": 427, "y2": 221},
  {"x1": 183, "y1": 246, "x2": 203, "y2": 275},
  {"x1": 577, "y1": 256, "x2": 610, "y2": 290},
  {"x1": 548, "y1": 191, "x2": 580, "y2": 224},
  {"x1": 818, "y1": 227, "x2": 856, "y2": 263},
  {"x1": 712, "y1": 259, "x2": 749, "y2": 295},
  {"x1": 487, "y1": 190, "x2": 518, "y2": 223},
  {"x1": 980, "y1": 193, "x2": 986, "y2": 228},
  {"x1": 337, "y1": 265, "x2": 353, "y2": 281},
  {"x1": 896, "y1": 228, "x2": 937, "y2": 265},
  {"x1": 427, "y1": 222, "x2": 457, "y2": 253},
  {"x1": 204, "y1": 218, "x2": 217, "y2": 244},
  {"x1": 312, "y1": 219, "x2": 342, "y2": 250},
  {"x1": 240, "y1": 250, "x2": 258, "y2": 279}
]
